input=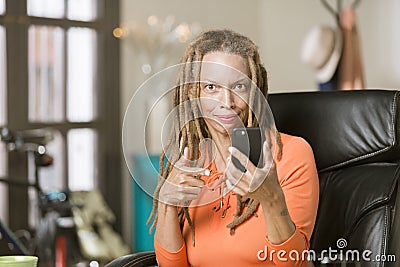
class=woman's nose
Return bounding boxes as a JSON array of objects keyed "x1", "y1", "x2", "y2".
[{"x1": 220, "y1": 89, "x2": 235, "y2": 108}]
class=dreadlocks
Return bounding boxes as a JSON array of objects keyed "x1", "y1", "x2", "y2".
[{"x1": 148, "y1": 29, "x2": 283, "y2": 245}]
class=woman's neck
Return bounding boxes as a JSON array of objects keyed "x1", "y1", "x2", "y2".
[{"x1": 208, "y1": 131, "x2": 231, "y2": 171}]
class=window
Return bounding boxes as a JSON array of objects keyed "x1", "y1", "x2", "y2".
[
  {"x1": 26, "y1": 1, "x2": 100, "y2": 192},
  {"x1": 38, "y1": 131, "x2": 65, "y2": 192},
  {"x1": 68, "y1": 129, "x2": 97, "y2": 191},
  {"x1": 67, "y1": 27, "x2": 97, "y2": 122},
  {"x1": 28, "y1": 25, "x2": 64, "y2": 123},
  {"x1": 27, "y1": 0, "x2": 98, "y2": 21},
  {"x1": 0, "y1": 26, "x2": 6, "y2": 126},
  {"x1": 0, "y1": 0, "x2": 5, "y2": 15},
  {"x1": 67, "y1": 0, "x2": 97, "y2": 21},
  {"x1": 27, "y1": 0, "x2": 64, "y2": 19},
  {"x1": 0, "y1": 0, "x2": 121, "y2": 234}
]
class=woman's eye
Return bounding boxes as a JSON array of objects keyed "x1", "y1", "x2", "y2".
[
  {"x1": 234, "y1": 84, "x2": 246, "y2": 90},
  {"x1": 205, "y1": 84, "x2": 216, "y2": 91}
]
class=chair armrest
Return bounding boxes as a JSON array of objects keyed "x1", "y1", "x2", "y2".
[{"x1": 105, "y1": 252, "x2": 157, "y2": 267}]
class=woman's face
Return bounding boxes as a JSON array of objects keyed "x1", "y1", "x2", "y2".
[{"x1": 198, "y1": 52, "x2": 251, "y2": 136}]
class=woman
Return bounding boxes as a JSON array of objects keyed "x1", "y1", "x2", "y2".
[{"x1": 148, "y1": 29, "x2": 319, "y2": 266}]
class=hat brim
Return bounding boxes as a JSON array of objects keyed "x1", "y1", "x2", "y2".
[{"x1": 315, "y1": 28, "x2": 343, "y2": 83}]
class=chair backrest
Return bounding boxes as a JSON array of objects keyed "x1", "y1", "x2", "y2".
[{"x1": 269, "y1": 90, "x2": 400, "y2": 266}]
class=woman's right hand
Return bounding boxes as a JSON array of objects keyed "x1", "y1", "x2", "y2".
[{"x1": 158, "y1": 147, "x2": 206, "y2": 207}]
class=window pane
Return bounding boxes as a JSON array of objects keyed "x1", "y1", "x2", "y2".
[
  {"x1": 67, "y1": 28, "x2": 97, "y2": 122},
  {"x1": 28, "y1": 26, "x2": 64, "y2": 123},
  {"x1": 0, "y1": 26, "x2": 6, "y2": 126},
  {"x1": 68, "y1": 129, "x2": 97, "y2": 191},
  {"x1": 38, "y1": 131, "x2": 65, "y2": 192},
  {"x1": 0, "y1": 143, "x2": 8, "y2": 223},
  {"x1": 67, "y1": 0, "x2": 97, "y2": 21},
  {"x1": 27, "y1": 0, "x2": 64, "y2": 18},
  {"x1": 0, "y1": 0, "x2": 5, "y2": 15},
  {"x1": 26, "y1": 130, "x2": 64, "y2": 228}
]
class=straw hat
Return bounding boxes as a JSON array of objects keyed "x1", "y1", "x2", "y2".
[{"x1": 301, "y1": 25, "x2": 343, "y2": 83}]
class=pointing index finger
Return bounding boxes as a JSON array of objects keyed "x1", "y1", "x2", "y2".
[
  {"x1": 175, "y1": 147, "x2": 190, "y2": 167},
  {"x1": 174, "y1": 147, "x2": 211, "y2": 177}
]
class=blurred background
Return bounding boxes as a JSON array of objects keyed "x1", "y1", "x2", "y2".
[{"x1": 0, "y1": 0, "x2": 399, "y2": 265}]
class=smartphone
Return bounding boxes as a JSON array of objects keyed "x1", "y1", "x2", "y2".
[{"x1": 231, "y1": 127, "x2": 264, "y2": 172}]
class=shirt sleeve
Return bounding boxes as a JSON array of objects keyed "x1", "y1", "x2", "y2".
[
  {"x1": 267, "y1": 135, "x2": 319, "y2": 267},
  {"x1": 154, "y1": 238, "x2": 189, "y2": 267}
]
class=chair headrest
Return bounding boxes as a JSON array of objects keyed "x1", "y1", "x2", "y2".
[{"x1": 269, "y1": 90, "x2": 400, "y2": 172}]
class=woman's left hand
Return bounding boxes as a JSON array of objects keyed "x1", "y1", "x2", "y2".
[{"x1": 225, "y1": 141, "x2": 281, "y2": 201}]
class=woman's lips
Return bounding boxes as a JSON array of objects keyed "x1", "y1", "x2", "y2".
[{"x1": 215, "y1": 114, "x2": 238, "y2": 123}]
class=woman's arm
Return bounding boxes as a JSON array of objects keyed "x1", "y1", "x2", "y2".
[
  {"x1": 227, "y1": 135, "x2": 319, "y2": 266},
  {"x1": 155, "y1": 204, "x2": 184, "y2": 251},
  {"x1": 154, "y1": 203, "x2": 189, "y2": 267},
  {"x1": 258, "y1": 181, "x2": 296, "y2": 245},
  {"x1": 264, "y1": 137, "x2": 319, "y2": 267},
  {"x1": 154, "y1": 147, "x2": 205, "y2": 266}
]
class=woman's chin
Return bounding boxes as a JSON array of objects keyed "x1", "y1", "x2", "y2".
[
  {"x1": 213, "y1": 124, "x2": 238, "y2": 137},
  {"x1": 205, "y1": 119, "x2": 244, "y2": 137}
]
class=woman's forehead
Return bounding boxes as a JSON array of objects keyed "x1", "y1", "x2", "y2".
[{"x1": 200, "y1": 52, "x2": 250, "y2": 85}]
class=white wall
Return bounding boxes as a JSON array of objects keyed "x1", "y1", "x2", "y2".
[
  {"x1": 258, "y1": 0, "x2": 400, "y2": 92},
  {"x1": 120, "y1": 0, "x2": 400, "y2": 247},
  {"x1": 258, "y1": 0, "x2": 331, "y2": 92},
  {"x1": 356, "y1": 0, "x2": 400, "y2": 88}
]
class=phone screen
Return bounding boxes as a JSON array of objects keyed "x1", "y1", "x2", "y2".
[{"x1": 231, "y1": 127, "x2": 264, "y2": 172}]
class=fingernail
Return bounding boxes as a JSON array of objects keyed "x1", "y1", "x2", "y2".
[{"x1": 228, "y1": 147, "x2": 233, "y2": 153}]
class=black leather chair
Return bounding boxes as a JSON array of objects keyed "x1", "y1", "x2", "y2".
[{"x1": 106, "y1": 89, "x2": 400, "y2": 267}]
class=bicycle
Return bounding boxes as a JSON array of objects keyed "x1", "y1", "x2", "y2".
[{"x1": 0, "y1": 127, "x2": 89, "y2": 267}]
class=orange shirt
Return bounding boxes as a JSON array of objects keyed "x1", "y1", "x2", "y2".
[{"x1": 154, "y1": 133, "x2": 319, "y2": 267}]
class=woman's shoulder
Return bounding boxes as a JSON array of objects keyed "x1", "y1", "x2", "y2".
[
  {"x1": 276, "y1": 132, "x2": 318, "y2": 185},
  {"x1": 278, "y1": 132, "x2": 314, "y2": 156}
]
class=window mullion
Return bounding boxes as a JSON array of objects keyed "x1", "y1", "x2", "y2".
[
  {"x1": 6, "y1": 0, "x2": 30, "y2": 231},
  {"x1": 63, "y1": 23, "x2": 68, "y2": 188}
]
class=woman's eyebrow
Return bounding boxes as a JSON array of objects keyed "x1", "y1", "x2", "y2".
[
  {"x1": 200, "y1": 78, "x2": 248, "y2": 85},
  {"x1": 233, "y1": 78, "x2": 248, "y2": 83},
  {"x1": 200, "y1": 79, "x2": 219, "y2": 84}
]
